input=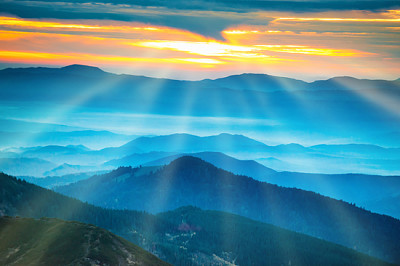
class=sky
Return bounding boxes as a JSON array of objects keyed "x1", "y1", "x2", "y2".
[{"x1": 0, "y1": 0, "x2": 399, "y2": 80}]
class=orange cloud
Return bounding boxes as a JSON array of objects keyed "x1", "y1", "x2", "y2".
[{"x1": 0, "y1": 13, "x2": 398, "y2": 80}]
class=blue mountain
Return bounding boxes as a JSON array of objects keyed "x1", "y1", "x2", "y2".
[{"x1": 56, "y1": 156, "x2": 400, "y2": 263}]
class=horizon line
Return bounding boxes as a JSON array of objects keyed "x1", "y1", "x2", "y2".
[{"x1": 1, "y1": 63, "x2": 399, "y2": 83}]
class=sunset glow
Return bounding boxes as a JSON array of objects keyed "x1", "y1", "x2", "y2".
[{"x1": 0, "y1": 6, "x2": 399, "y2": 80}]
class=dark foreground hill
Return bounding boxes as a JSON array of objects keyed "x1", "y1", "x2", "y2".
[
  {"x1": 0, "y1": 216, "x2": 169, "y2": 266},
  {"x1": 0, "y1": 172, "x2": 393, "y2": 265},
  {"x1": 56, "y1": 156, "x2": 400, "y2": 263}
]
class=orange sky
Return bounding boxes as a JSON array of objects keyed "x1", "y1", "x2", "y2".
[{"x1": 0, "y1": 9, "x2": 399, "y2": 80}]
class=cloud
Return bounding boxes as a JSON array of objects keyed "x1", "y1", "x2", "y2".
[
  {"x1": 4, "y1": 0, "x2": 400, "y2": 12},
  {"x1": 0, "y1": 1, "x2": 273, "y2": 39},
  {"x1": 3, "y1": 1, "x2": 399, "y2": 39}
]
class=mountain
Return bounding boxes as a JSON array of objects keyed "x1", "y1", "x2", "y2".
[
  {"x1": 56, "y1": 156, "x2": 400, "y2": 263},
  {"x1": 201, "y1": 73, "x2": 309, "y2": 92},
  {"x1": 265, "y1": 171, "x2": 400, "y2": 219},
  {"x1": 22, "y1": 144, "x2": 91, "y2": 155},
  {"x1": 0, "y1": 126, "x2": 136, "y2": 150},
  {"x1": 157, "y1": 206, "x2": 391, "y2": 266},
  {"x1": 141, "y1": 152, "x2": 400, "y2": 218},
  {"x1": 101, "y1": 134, "x2": 400, "y2": 175},
  {"x1": 0, "y1": 172, "x2": 392, "y2": 265},
  {"x1": 309, "y1": 76, "x2": 400, "y2": 91},
  {"x1": 144, "y1": 151, "x2": 276, "y2": 178},
  {"x1": 17, "y1": 144, "x2": 118, "y2": 166},
  {"x1": 310, "y1": 144, "x2": 400, "y2": 160},
  {"x1": 362, "y1": 194, "x2": 400, "y2": 220},
  {"x1": 103, "y1": 133, "x2": 270, "y2": 156},
  {"x1": 19, "y1": 171, "x2": 108, "y2": 189},
  {"x1": 1, "y1": 65, "x2": 399, "y2": 147},
  {"x1": 0, "y1": 157, "x2": 56, "y2": 177},
  {"x1": 0, "y1": 216, "x2": 169, "y2": 266},
  {"x1": 104, "y1": 151, "x2": 178, "y2": 168},
  {"x1": 43, "y1": 163, "x2": 101, "y2": 177}
]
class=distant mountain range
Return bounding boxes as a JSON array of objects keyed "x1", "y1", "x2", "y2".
[
  {"x1": 0, "y1": 216, "x2": 169, "y2": 266},
  {"x1": 1, "y1": 65, "x2": 399, "y2": 147},
  {"x1": 102, "y1": 133, "x2": 269, "y2": 155},
  {"x1": 2, "y1": 132, "x2": 399, "y2": 176},
  {"x1": 101, "y1": 133, "x2": 400, "y2": 175},
  {"x1": 0, "y1": 119, "x2": 137, "y2": 149},
  {"x1": 0, "y1": 157, "x2": 56, "y2": 177},
  {"x1": 0, "y1": 172, "x2": 394, "y2": 265},
  {"x1": 55, "y1": 156, "x2": 400, "y2": 263},
  {"x1": 19, "y1": 171, "x2": 107, "y2": 189}
]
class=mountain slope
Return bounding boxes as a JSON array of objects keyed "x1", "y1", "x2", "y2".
[
  {"x1": 144, "y1": 151, "x2": 276, "y2": 178},
  {"x1": 56, "y1": 156, "x2": 400, "y2": 263},
  {"x1": 104, "y1": 151, "x2": 178, "y2": 168},
  {"x1": 157, "y1": 206, "x2": 392, "y2": 266},
  {"x1": 265, "y1": 171, "x2": 400, "y2": 219},
  {"x1": 0, "y1": 216, "x2": 169, "y2": 266},
  {"x1": 0, "y1": 172, "x2": 392, "y2": 265},
  {"x1": 143, "y1": 152, "x2": 400, "y2": 219}
]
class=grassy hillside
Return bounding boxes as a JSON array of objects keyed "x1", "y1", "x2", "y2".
[{"x1": 0, "y1": 216, "x2": 169, "y2": 265}]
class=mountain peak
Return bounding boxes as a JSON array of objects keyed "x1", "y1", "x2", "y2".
[
  {"x1": 168, "y1": 155, "x2": 206, "y2": 167},
  {"x1": 60, "y1": 64, "x2": 105, "y2": 74}
]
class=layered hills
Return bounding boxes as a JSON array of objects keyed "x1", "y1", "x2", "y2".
[
  {"x1": 56, "y1": 156, "x2": 400, "y2": 263},
  {"x1": 0, "y1": 172, "x2": 394, "y2": 265}
]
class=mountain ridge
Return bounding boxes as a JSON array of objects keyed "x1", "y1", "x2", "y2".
[
  {"x1": 0, "y1": 216, "x2": 169, "y2": 266},
  {"x1": 56, "y1": 156, "x2": 400, "y2": 263},
  {"x1": 1, "y1": 64, "x2": 399, "y2": 85},
  {"x1": 0, "y1": 171, "x2": 394, "y2": 265}
]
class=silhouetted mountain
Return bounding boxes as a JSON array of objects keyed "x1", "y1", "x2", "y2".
[
  {"x1": 60, "y1": 64, "x2": 105, "y2": 76},
  {"x1": 19, "y1": 171, "x2": 107, "y2": 189},
  {"x1": 104, "y1": 133, "x2": 271, "y2": 155},
  {"x1": 17, "y1": 144, "x2": 119, "y2": 166},
  {"x1": 310, "y1": 76, "x2": 400, "y2": 91},
  {"x1": 102, "y1": 134, "x2": 400, "y2": 173},
  {"x1": 56, "y1": 156, "x2": 400, "y2": 263},
  {"x1": 0, "y1": 172, "x2": 392, "y2": 265},
  {"x1": 140, "y1": 152, "x2": 400, "y2": 218},
  {"x1": 201, "y1": 73, "x2": 309, "y2": 92},
  {"x1": 22, "y1": 144, "x2": 91, "y2": 155},
  {"x1": 0, "y1": 216, "x2": 169, "y2": 266},
  {"x1": 43, "y1": 163, "x2": 100, "y2": 177},
  {"x1": 144, "y1": 151, "x2": 276, "y2": 178}
]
